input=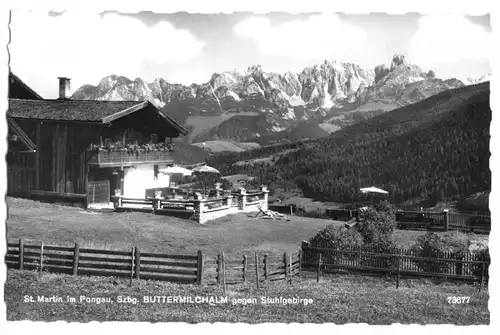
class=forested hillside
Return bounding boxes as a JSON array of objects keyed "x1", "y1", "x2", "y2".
[{"x1": 207, "y1": 82, "x2": 491, "y2": 205}]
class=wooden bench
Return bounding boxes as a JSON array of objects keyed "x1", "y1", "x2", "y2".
[
  {"x1": 159, "y1": 200, "x2": 194, "y2": 212},
  {"x1": 117, "y1": 197, "x2": 154, "y2": 209}
]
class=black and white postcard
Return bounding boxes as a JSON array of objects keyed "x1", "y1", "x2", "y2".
[{"x1": 1, "y1": 0, "x2": 497, "y2": 334}]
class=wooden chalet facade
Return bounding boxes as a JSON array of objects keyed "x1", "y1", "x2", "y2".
[
  {"x1": 7, "y1": 73, "x2": 40, "y2": 197},
  {"x1": 7, "y1": 74, "x2": 189, "y2": 207}
]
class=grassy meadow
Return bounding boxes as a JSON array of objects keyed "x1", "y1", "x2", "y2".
[
  {"x1": 5, "y1": 197, "x2": 340, "y2": 256},
  {"x1": 6, "y1": 197, "x2": 487, "y2": 256}
]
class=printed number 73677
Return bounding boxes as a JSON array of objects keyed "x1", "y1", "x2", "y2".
[{"x1": 447, "y1": 296, "x2": 470, "y2": 304}]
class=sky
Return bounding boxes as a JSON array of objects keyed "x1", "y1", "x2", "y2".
[{"x1": 8, "y1": 11, "x2": 493, "y2": 99}]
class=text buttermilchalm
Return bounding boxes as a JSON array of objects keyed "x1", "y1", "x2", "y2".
[{"x1": 143, "y1": 296, "x2": 228, "y2": 305}]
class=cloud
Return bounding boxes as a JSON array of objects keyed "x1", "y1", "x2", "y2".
[
  {"x1": 9, "y1": 11, "x2": 205, "y2": 97},
  {"x1": 409, "y1": 14, "x2": 493, "y2": 67},
  {"x1": 233, "y1": 14, "x2": 367, "y2": 61}
]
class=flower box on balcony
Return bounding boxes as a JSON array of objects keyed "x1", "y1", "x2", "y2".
[{"x1": 89, "y1": 149, "x2": 175, "y2": 167}]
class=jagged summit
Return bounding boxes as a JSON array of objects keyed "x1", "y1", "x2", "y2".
[
  {"x1": 73, "y1": 55, "x2": 480, "y2": 110},
  {"x1": 466, "y1": 73, "x2": 492, "y2": 85},
  {"x1": 390, "y1": 54, "x2": 409, "y2": 70},
  {"x1": 246, "y1": 65, "x2": 263, "y2": 74},
  {"x1": 374, "y1": 64, "x2": 390, "y2": 83}
]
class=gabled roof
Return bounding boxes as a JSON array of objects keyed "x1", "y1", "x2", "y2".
[
  {"x1": 7, "y1": 115, "x2": 36, "y2": 151},
  {"x1": 9, "y1": 72, "x2": 43, "y2": 100},
  {"x1": 8, "y1": 99, "x2": 188, "y2": 135}
]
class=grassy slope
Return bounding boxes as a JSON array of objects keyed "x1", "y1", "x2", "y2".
[
  {"x1": 251, "y1": 118, "x2": 331, "y2": 146},
  {"x1": 5, "y1": 270, "x2": 489, "y2": 323},
  {"x1": 5, "y1": 197, "x2": 338, "y2": 256},
  {"x1": 184, "y1": 112, "x2": 260, "y2": 143},
  {"x1": 192, "y1": 140, "x2": 260, "y2": 153},
  {"x1": 6, "y1": 198, "x2": 488, "y2": 256},
  {"x1": 169, "y1": 141, "x2": 209, "y2": 164}
]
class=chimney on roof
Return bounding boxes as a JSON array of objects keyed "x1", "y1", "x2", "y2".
[{"x1": 58, "y1": 77, "x2": 71, "y2": 99}]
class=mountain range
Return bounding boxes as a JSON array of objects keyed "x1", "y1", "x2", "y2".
[
  {"x1": 207, "y1": 82, "x2": 491, "y2": 206},
  {"x1": 72, "y1": 54, "x2": 490, "y2": 148}
]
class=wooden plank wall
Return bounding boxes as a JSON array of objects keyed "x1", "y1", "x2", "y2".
[
  {"x1": 36, "y1": 122, "x2": 101, "y2": 195},
  {"x1": 7, "y1": 159, "x2": 35, "y2": 197}
]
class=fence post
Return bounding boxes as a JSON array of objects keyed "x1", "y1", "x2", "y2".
[
  {"x1": 298, "y1": 249, "x2": 302, "y2": 279},
  {"x1": 134, "y1": 246, "x2": 140, "y2": 280},
  {"x1": 243, "y1": 255, "x2": 247, "y2": 283},
  {"x1": 221, "y1": 252, "x2": 226, "y2": 294},
  {"x1": 129, "y1": 246, "x2": 135, "y2": 287},
  {"x1": 217, "y1": 254, "x2": 221, "y2": 285},
  {"x1": 197, "y1": 250, "x2": 204, "y2": 285},
  {"x1": 72, "y1": 243, "x2": 80, "y2": 276},
  {"x1": 264, "y1": 254, "x2": 268, "y2": 280},
  {"x1": 283, "y1": 252, "x2": 288, "y2": 279},
  {"x1": 152, "y1": 198, "x2": 160, "y2": 214},
  {"x1": 19, "y1": 238, "x2": 24, "y2": 270},
  {"x1": 289, "y1": 254, "x2": 293, "y2": 285},
  {"x1": 358, "y1": 245, "x2": 362, "y2": 266},
  {"x1": 39, "y1": 242, "x2": 44, "y2": 277},
  {"x1": 455, "y1": 253, "x2": 463, "y2": 276},
  {"x1": 396, "y1": 254, "x2": 400, "y2": 289},
  {"x1": 238, "y1": 188, "x2": 247, "y2": 211},
  {"x1": 443, "y1": 209, "x2": 449, "y2": 231},
  {"x1": 255, "y1": 252, "x2": 260, "y2": 289},
  {"x1": 479, "y1": 262, "x2": 485, "y2": 292},
  {"x1": 317, "y1": 253, "x2": 322, "y2": 283}
]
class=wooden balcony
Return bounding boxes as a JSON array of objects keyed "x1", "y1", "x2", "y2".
[{"x1": 88, "y1": 149, "x2": 175, "y2": 167}]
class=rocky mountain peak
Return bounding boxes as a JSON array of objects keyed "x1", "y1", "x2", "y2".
[
  {"x1": 247, "y1": 65, "x2": 263, "y2": 75},
  {"x1": 71, "y1": 55, "x2": 483, "y2": 145},
  {"x1": 374, "y1": 64, "x2": 390, "y2": 83},
  {"x1": 390, "y1": 54, "x2": 409, "y2": 70},
  {"x1": 97, "y1": 75, "x2": 132, "y2": 90},
  {"x1": 466, "y1": 73, "x2": 492, "y2": 85}
]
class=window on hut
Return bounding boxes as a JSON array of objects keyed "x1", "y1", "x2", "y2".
[{"x1": 150, "y1": 133, "x2": 158, "y2": 144}]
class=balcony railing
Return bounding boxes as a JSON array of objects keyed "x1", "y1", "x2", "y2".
[{"x1": 88, "y1": 148, "x2": 175, "y2": 167}]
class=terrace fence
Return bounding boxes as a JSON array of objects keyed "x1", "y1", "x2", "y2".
[
  {"x1": 5, "y1": 239, "x2": 489, "y2": 290},
  {"x1": 114, "y1": 185, "x2": 269, "y2": 224}
]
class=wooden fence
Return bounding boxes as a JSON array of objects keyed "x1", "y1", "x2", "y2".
[
  {"x1": 267, "y1": 206, "x2": 491, "y2": 234},
  {"x1": 330, "y1": 208, "x2": 491, "y2": 234},
  {"x1": 203, "y1": 252, "x2": 300, "y2": 288},
  {"x1": 5, "y1": 240, "x2": 201, "y2": 285},
  {"x1": 5, "y1": 240, "x2": 297, "y2": 287},
  {"x1": 5, "y1": 239, "x2": 489, "y2": 290},
  {"x1": 448, "y1": 212, "x2": 491, "y2": 233},
  {"x1": 301, "y1": 245, "x2": 489, "y2": 290}
]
